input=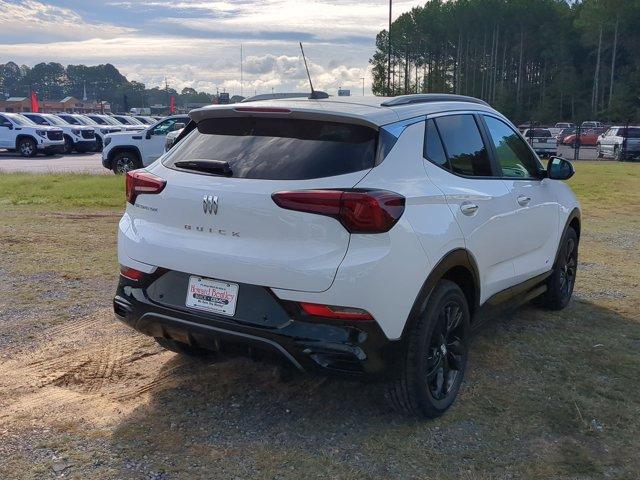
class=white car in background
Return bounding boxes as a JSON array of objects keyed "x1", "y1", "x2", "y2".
[
  {"x1": 597, "y1": 126, "x2": 640, "y2": 161},
  {"x1": 0, "y1": 112, "x2": 65, "y2": 156},
  {"x1": 55, "y1": 113, "x2": 122, "y2": 152},
  {"x1": 113, "y1": 94, "x2": 580, "y2": 417},
  {"x1": 23, "y1": 112, "x2": 96, "y2": 153},
  {"x1": 102, "y1": 114, "x2": 189, "y2": 173}
]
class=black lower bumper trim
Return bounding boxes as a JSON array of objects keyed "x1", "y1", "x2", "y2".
[{"x1": 113, "y1": 272, "x2": 404, "y2": 378}]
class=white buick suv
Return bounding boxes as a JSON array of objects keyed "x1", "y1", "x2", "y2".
[{"x1": 114, "y1": 94, "x2": 580, "y2": 417}]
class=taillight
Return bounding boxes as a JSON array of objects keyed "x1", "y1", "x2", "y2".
[
  {"x1": 271, "y1": 189, "x2": 405, "y2": 234},
  {"x1": 299, "y1": 302, "x2": 373, "y2": 321},
  {"x1": 125, "y1": 170, "x2": 166, "y2": 204},
  {"x1": 120, "y1": 265, "x2": 146, "y2": 281}
]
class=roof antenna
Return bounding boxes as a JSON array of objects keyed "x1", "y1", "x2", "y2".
[{"x1": 299, "y1": 42, "x2": 328, "y2": 100}]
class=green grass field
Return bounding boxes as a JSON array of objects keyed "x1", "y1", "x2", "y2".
[{"x1": 0, "y1": 162, "x2": 639, "y2": 479}]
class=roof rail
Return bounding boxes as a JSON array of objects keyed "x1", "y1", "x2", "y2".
[{"x1": 380, "y1": 94, "x2": 489, "y2": 107}]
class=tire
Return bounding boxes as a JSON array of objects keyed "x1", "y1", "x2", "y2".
[
  {"x1": 155, "y1": 337, "x2": 212, "y2": 357},
  {"x1": 112, "y1": 150, "x2": 142, "y2": 174},
  {"x1": 385, "y1": 280, "x2": 470, "y2": 418},
  {"x1": 538, "y1": 227, "x2": 578, "y2": 310},
  {"x1": 17, "y1": 137, "x2": 37, "y2": 157},
  {"x1": 614, "y1": 146, "x2": 622, "y2": 162},
  {"x1": 63, "y1": 135, "x2": 74, "y2": 154}
]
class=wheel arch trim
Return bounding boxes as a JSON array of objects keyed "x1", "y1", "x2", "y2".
[
  {"x1": 400, "y1": 248, "x2": 480, "y2": 341},
  {"x1": 107, "y1": 145, "x2": 142, "y2": 167},
  {"x1": 553, "y1": 207, "x2": 581, "y2": 268}
]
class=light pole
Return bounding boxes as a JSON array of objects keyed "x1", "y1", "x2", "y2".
[
  {"x1": 387, "y1": 0, "x2": 392, "y2": 95},
  {"x1": 361, "y1": 77, "x2": 365, "y2": 96}
]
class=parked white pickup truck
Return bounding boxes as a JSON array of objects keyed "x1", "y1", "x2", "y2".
[
  {"x1": 522, "y1": 128, "x2": 557, "y2": 157},
  {"x1": 102, "y1": 114, "x2": 189, "y2": 173},
  {"x1": 0, "y1": 112, "x2": 65, "y2": 156},
  {"x1": 23, "y1": 112, "x2": 96, "y2": 153}
]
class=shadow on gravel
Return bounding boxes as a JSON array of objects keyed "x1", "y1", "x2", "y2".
[{"x1": 109, "y1": 299, "x2": 640, "y2": 478}]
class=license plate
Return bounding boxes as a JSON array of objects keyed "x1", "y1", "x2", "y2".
[{"x1": 185, "y1": 276, "x2": 239, "y2": 316}]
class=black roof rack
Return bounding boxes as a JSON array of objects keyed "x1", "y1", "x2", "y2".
[{"x1": 380, "y1": 94, "x2": 489, "y2": 107}]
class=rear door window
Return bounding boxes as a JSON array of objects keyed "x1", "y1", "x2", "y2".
[
  {"x1": 434, "y1": 114, "x2": 493, "y2": 177},
  {"x1": 163, "y1": 117, "x2": 378, "y2": 180}
]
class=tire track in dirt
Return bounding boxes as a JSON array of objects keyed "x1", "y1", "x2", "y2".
[{"x1": 0, "y1": 309, "x2": 181, "y2": 429}]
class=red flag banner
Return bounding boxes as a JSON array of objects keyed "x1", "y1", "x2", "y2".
[
  {"x1": 170, "y1": 95, "x2": 175, "y2": 114},
  {"x1": 30, "y1": 91, "x2": 39, "y2": 113}
]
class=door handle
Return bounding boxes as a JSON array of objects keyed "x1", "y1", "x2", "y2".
[
  {"x1": 460, "y1": 203, "x2": 479, "y2": 216},
  {"x1": 517, "y1": 195, "x2": 531, "y2": 206}
]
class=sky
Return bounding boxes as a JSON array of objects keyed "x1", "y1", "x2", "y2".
[{"x1": 0, "y1": 0, "x2": 425, "y2": 96}]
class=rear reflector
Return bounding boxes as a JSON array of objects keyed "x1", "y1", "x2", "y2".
[
  {"x1": 125, "y1": 170, "x2": 166, "y2": 204},
  {"x1": 120, "y1": 265, "x2": 146, "y2": 281},
  {"x1": 272, "y1": 189, "x2": 405, "y2": 233},
  {"x1": 299, "y1": 302, "x2": 373, "y2": 321}
]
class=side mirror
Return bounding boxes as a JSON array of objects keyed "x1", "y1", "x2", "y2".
[
  {"x1": 547, "y1": 156, "x2": 575, "y2": 180},
  {"x1": 173, "y1": 122, "x2": 185, "y2": 131},
  {"x1": 145, "y1": 130, "x2": 152, "y2": 140}
]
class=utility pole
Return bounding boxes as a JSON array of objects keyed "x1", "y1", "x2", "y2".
[
  {"x1": 361, "y1": 77, "x2": 365, "y2": 96},
  {"x1": 387, "y1": 0, "x2": 392, "y2": 95},
  {"x1": 240, "y1": 43, "x2": 243, "y2": 97}
]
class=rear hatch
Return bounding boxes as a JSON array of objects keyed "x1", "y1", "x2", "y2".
[
  {"x1": 122, "y1": 113, "x2": 380, "y2": 292},
  {"x1": 625, "y1": 127, "x2": 640, "y2": 151}
]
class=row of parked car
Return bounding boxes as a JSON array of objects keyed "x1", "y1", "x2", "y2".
[
  {"x1": 0, "y1": 111, "x2": 190, "y2": 172},
  {"x1": 518, "y1": 121, "x2": 640, "y2": 161}
]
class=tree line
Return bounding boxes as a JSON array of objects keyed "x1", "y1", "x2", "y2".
[
  {"x1": 0, "y1": 61, "x2": 218, "y2": 112},
  {"x1": 370, "y1": 0, "x2": 640, "y2": 123}
]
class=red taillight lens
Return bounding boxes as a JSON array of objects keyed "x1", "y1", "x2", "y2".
[
  {"x1": 120, "y1": 265, "x2": 146, "y2": 281},
  {"x1": 125, "y1": 170, "x2": 166, "y2": 204},
  {"x1": 299, "y1": 302, "x2": 373, "y2": 321},
  {"x1": 272, "y1": 189, "x2": 405, "y2": 233}
]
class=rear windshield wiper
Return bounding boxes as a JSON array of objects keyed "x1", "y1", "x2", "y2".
[{"x1": 174, "y1": 159, "x2": 233, "y2": 177}]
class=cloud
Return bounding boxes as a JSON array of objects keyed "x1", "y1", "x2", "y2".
[
  {"x1": 0, "y1": 0, "x2": 424, "y2": 95},
  {"x1": 0, "y1": 0, "x2": 134, "y2": 43}
]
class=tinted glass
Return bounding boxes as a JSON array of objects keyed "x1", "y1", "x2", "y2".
[
  {"x1": 164, "y1": 117, "x2": 377, "y2": 180},
  {"x1": 423, "y1": 119, "x2": 448, "y2": 167},
  {"x1": 25, "y1": 114, "x2": 46, "y2": 125},
  {"x1": 484, "y1": 116, "x2": 540, "y2": 178},
  {"x1": 59, "y1": 115, "x2": 80, "y2": 125},
  {"x1": 623, "y1": 127, "x2": 640, "y2": 138},
  {"x1": 88, "y1": 115, "x2": 107, "y2": 125},
  {"x1": 6, "y1": 113, "x2": 35, "y2": 126},
  {"x1": 435, "y1": 115, "x2": 492, "y2": 176},
  {"x1": 152, "y1": 117, "x2": 187, "y2": 136}
]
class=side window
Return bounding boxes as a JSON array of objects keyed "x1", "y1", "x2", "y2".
[
  {"x1": 423, "y1": 119, "x2": 448, "y2": 168},
  {"x1": 0, "y1": 114, "x2": 11, "y2": 127},
  {"x1": 31, "y1": 115, "x2": 46, "y2": 125},
  {"x1": 434, "y1": 114, "x2": 493, "y2": 177},
  {"x1": 483, "y1": 116, "x2": 540, "y2": 179},
  {"x1": 152, "y1": 118, "x2": 179, "y2": 136}
]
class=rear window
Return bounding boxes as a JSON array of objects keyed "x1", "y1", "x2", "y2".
[
  {"x1": 526, "y1": 129, "x2": 551, "y2": 138},
  {"x1": 163, "y1": 117, "x2": 378, "y2": 180}
]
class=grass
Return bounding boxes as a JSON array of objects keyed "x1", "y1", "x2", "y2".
[
  {"x1": 1, "y1": 162, "x2": 639, "y2": 479},
  {"x1": 0, "y1": 173, "x2": 124, "y2": 209}
]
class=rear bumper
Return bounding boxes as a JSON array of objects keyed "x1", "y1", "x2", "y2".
[{"x1": 113, "y1": 272, "x2": 404, "y2": 378}]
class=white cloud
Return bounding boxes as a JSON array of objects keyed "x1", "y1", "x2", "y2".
[
  {"x1": 0, "y1": 0, "x2": 423, "y2": 95},
  {"x1": 0, "y1": 0, "x2": 133, "y2": 41}
]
